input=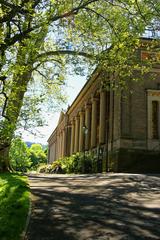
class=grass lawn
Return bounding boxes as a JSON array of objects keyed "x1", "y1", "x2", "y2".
[{"x1": 0, "y1": 173, "x2": 30, "y2": 240}]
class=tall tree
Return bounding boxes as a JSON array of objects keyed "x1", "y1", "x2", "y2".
[{"x1": 0, "y1": 0, "x2": 160, "y2": 172}]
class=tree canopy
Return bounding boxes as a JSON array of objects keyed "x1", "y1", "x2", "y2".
[
  {"x1": 29, "y1": 143, "x2": 47, "y2": 168},
  {"x1": 0, "y1": 0, "x2": 160, "y2": 172},
  {"x1": 9, "y1": 138, "x2": 47, "y2": 171}
]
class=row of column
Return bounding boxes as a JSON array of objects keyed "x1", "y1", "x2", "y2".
[{"x1": 70, "y1": 89, "x2": 108, "y2": 155}]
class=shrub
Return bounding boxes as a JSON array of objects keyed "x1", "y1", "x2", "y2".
[
  {"x1": 60, "y1": 152, "x2": 93, "y2": 174},
  {"x1": 82, "y1": 153, "x2": 93, "y2": 173},
  {"x1": 9, "y1": 137, "x2": 32, "y2": 172},
  {"x1": 61, "y1": 154, "x2": 80, "y2": 173},
  {"x1": 37, "y1": 161, "x2": 64, "y2": 174},
  {"x1": 37, "y1": 153, "x2": 95, "y2": 174},
  {"x1": 37, "y1": 164, "x2": 48, "y2": 173},
  {"x1": 50, "y1": 160, "x2": 64, "y2": 173},
  {"x1": 29, "y1": 144, "x2": 47, "y2": 169}
]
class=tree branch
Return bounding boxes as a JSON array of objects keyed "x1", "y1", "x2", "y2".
[
  {"x1": 0, "y1": 0, "x2": 30, "y2": 24},
  {"x1": 37, "y1": 50, "x2": 94, "y2": 60},
  {"x1": 0, "y1": 0, "x2": 99, "y2": 52},
  {"x1": 35, "y1": 69, "x2": 48, "y2": 79},
  {"x1": 0, "y1": 76, "x2": 10, "y2": 121},
  {"x1": 48, "y1": 0, "x2": 99, "y2": 22},
  {"x1": 32, "y1": 58, "x2": 63, "y2": 71},
  {"x1": 84, "y1": 6, "x2": 119, "y2": 39},
  {"x1": 0, "y1": 0, "x2": 30, "y2": 14}
]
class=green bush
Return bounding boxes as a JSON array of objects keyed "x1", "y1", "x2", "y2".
[
  {"x1": 61, "y1": 153, "x2": 80, "y2": 173},
  {"x1": 9, "y1": 137, "x2": 32, "y2": 172},
  {"x1": 60, "y1": 152, "x2": 93, "y2": 174},
  {"x1": 37, "y1": 160, "x2": 64, "y2": 174},
  {"x1": 29, "y1": 144, "x2": 47, "y2": 169},
  {"x1": 37, "y1": 164, "x2": 48, "y2": 173},
  {"x1": 81, "y1": 153, "x2": 93, "y2": 173},
  {"x1": 37, "y1": 153, "x2": 96, "y2": 174}
]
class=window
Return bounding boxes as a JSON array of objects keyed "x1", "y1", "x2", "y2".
[
  {"x1": 147, "y1": 90, "x2": 160, "y2": 142},
  {"x1": 152, "y1": 101, "x2": 159, "y2": 139}
]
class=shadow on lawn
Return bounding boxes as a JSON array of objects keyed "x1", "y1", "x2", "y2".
[
  {"x1": 0, "y1": 173, "x2": 29, "y2": 240},
  {"x1": 26, "y1": 174, "x2": 160, "y2": 240}
]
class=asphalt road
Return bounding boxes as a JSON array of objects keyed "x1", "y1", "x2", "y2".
[{"x1": 25, "y1": 173, "x2": 160, "y2": 240}]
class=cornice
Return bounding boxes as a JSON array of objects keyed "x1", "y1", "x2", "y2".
[{"x1": 67, "y1": 66, "x2": 101, "y2": 115}]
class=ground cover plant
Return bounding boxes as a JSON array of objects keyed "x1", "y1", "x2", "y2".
[{"x1": 0, "y1": 173, "x2": 30, "y2": 240}]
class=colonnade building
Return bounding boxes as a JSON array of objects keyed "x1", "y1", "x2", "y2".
[{"x1": 48, "y1": 39, "x2": 160, "y2": 173}]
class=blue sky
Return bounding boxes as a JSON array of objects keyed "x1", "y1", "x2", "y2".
[{"x1": 22, "y1": 75, "x2": 87, "y2": 145}]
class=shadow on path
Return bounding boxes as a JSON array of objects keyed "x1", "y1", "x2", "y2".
[{"x1": 26, "y1": 174, "x2": 160, "y2": 240}]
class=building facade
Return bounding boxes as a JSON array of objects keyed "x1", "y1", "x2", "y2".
[{"x1": 48, "y1": 39, "x2": 160, "y2": 173}]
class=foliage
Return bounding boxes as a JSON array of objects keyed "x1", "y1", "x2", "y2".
[
  {"x1": 9, "y1": 137, "x2": 32, "y2": 172},
  {"x1": 37, "y1": 164, "x2": 50, "y2": 173},
  {"x1": 44, "y1": 147, "x2": 48, "y2": 156},
  {"x1": 29, "y1": 143, "x2": 47, "y2": 169},
  {"x1": 61, "y1": 153, "x2": 93, "y2": 174},
  {"x1": 9, "y1": 138, "x2": 47, "y2": 171},
  {"x1": 0, "y1": 173, "x2": 30, "y2": 240},
  {"x1": 38, "y1": 161, "x2": 63, "y2": 173},
  {"x1": 39, "y1": 153, "x2": 94, "y2": 174}
]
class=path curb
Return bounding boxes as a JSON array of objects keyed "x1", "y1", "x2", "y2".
[{"x1": 21, "y1": 190, "x2": 32, "y2": 240}]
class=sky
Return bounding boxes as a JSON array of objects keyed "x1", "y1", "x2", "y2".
[{"x1": 22, "y1": 75, "x2": 87, "y2": 145}]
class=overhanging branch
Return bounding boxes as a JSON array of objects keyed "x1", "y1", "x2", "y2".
[
  {"x1": 0, "y1": 0, "x2": 99, "y2": 52},
  {"x1": 37, "y1": 50, "x2": 94, "y2": 60}
]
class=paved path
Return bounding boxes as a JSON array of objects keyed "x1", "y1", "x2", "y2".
[{"x1": 26, "y1": 173, "x2": 160, "y2": 240}]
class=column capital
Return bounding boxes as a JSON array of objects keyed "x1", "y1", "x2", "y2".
[
  {"x1": 75, "y1": 115, "x2": 80, "y2": 121},
  {"x1": 91, "y1": 95, "x2": 99, "y2": 103},
  {"x1": 65, "y1": 124, "x2": 71, "y2": 129},
  {"x1": 56, "y1": 131, "x2": 60, "y2": 137},
  {"x1": 85, "y1": 103, "x2": 91, "y2": 110},
  {"x1": 99, "y1": 86, "x2": 107, "y2": 93},
  {"x1": 79, "y1": 110, "x2": 85, "y2": 116},
  {"x1": 70, "y1": 118, "x2": 75, "y2": 124}
]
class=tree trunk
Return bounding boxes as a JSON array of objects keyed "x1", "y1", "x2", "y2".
[
  {"x1": 0, "y1": 145, "x2": 12, "y2": 172},
  {"x1": 0, "y1": 67, "x2": 32, "y2": 172}
]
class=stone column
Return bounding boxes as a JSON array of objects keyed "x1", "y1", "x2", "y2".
[
  {"x1": 62, "y1": 129, "x2": 65, "y2": 157},
  {"x1": 74, "y1": 116, "x2": 80, "y2": 152},
  {"x1": 57, "y1": 133, "x2": 60, "y2": 159},
  {"x1": 147, "y1": 94, "x2": 152, "y2": 140},
  {"x1": 91, "y1": 97, "x2": 98, "y2": 148},
  {"x1": 65, "y1": 124, "x2": 71, "y2": 156},
  {"x1": 55, "y1": 134, "x2": 58, "y2": 160},
  {"x1": 70, "y1": 120, "x2": 75, "y2": 154},
  {"x1": 99, "y1": 90, "x2": 106, "y2": 144},
  {"x1": 60, "y1": 131, "x2": 63, "y2": 158},
  {"x1": 158, "y1": 101, "x2": 160, "y2": 138},
  {"x1": 79, "y1": 111, "x2": 85, "y2": 152},
  {"x1": 53, "y1": 142, "x2": 56, "y2": 162},
  {"x1": 85, "y1": 104, "x2": 91, "y2": 150},
  {"x1": 59, "y1": 131, "x2": 62, "y2": 158}
]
